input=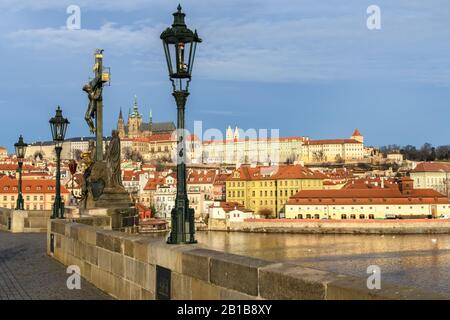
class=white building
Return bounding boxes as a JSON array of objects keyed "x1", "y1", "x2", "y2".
[
  {"x1": 411, "y1": 162, "x2": 450, "y2": 198},
  {"x1": 208, "y1": 201, "x2": 255, "y2": 222},
  {"x1": 286, "y1": 177, "x2": 450, "y2": 220},
  {"x1": 154, "y1": 185, "x2": 176, "y2": 219},
  {"x1": 301, "y1": 129, "x2": 364, "y2": 163}
]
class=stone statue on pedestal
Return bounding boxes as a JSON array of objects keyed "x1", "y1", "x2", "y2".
[
  {"x1": 106, "y1": 130, "x2": 123, "y2": 190},
  {"x1": 78, "y1": 50, "x2": 137, "y2": 232}
]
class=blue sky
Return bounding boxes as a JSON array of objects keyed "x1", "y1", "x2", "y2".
[{"x1": 1, "y1": 0, "x2": 450, "y2": 152}]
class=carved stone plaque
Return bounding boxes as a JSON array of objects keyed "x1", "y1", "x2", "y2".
[{"x1": 156, "y1": 265, "x2": 171, "y2": 300}]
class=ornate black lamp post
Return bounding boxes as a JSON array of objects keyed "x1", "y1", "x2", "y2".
[
  {"x1": 161, "y1": 5, "x2": 201, "y2": 244},
  {"x1": 49, "y1": 106, "x2": 70, "y2": 219},
  {"x1": 14, "y1": 135, "x2": 28, "y2": 210}
]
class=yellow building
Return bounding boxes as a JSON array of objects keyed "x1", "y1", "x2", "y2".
[
  {"x1": 225, "y1": 164, "x2": 325, "y2": 216},
  {"x1": 0, "y1": 176, "x2": 69, "y2": 210}
]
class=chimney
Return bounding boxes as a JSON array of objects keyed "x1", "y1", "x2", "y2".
[
  {"x1": 381, "y1": 177, "x2": 384, "y2": 189},
  {"x1": 399, "y1": 177, "x2": 413, "y2": 195}
]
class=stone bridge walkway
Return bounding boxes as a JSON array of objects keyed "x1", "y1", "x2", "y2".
[{"x1": 0, "y1": 231, "x2": 111, "y2": 300}]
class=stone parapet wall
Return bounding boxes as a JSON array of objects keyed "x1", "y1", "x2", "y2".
[
  {"x1": 48, "y1": 219, "x2": 450, "y2": 300},
  {"x1": 209, "y1": 218, "x2": 450, "y2": 234},
  {"x1": 0, "y1": 209, "x2": 52, "y2": 233},
  {"x1": 0, "y1": 208, "x2": 11, "y2": 231}
]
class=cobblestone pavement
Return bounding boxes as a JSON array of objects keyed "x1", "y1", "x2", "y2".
[{"x1": 0, "y1": 231, "x2": 112, "y2": 300}]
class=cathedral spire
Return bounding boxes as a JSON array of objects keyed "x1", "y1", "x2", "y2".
[
  {"x1": 119, "y1": 107, "x2": 123, "y2": 120},
  {"x1": 149, "y1": 108, "x2": 153, "y2": 132},
  {"x1": 133, "y1": 95, "x2": 139, "y2": 114}
]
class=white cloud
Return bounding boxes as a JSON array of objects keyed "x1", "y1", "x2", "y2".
[
  {"x1": 4, "y1": 0, "x2": 450, "y2": 85},
  {"x1": 7, "y1": 23, "x2": 162, "y2": 55}
]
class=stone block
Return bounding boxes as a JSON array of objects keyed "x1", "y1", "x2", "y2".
[
  {"x1": 114, "y1": 278, "x2": 131, "y2": 300},
  {"x1": 141, "y1": 288, "x2": 155, "y2": 300},
  {"x1": 123, "y1": 238, "x2": 134, "y2": 258},
  {"x1": 78, "y1": 226, "x2": 97, "y2": 246},
  {"x1": 219, "y1": 288, "x2": 257, "y2": 300},
  {"x1": 135, "y1": 260, "x2": 147, "y2": 285},
  {"x1": 96, "y1": 231, "x2": 122, "y2": 253},
  {"x1": 133, "y1": 237, "x2": 159, "y2": 262},
  {"x1": 259, "y1": 263, "x2": 338, "y2": 300},
  {"x1": 181, "y1": 248, "x2": 213, "y2": 282},
  {"x1": 66, "y1": 255, "x2": 83, "y2": 274},
  {"x1": 142, "y1": 264, "x2": 156, "y2": 292},
  {"x1": 91, "y1": 265, "x2": 114, "y2": 294},
  {"x1": 210, "y1": 253, "x2": 271, "y2": 296},
  {"x1": 84, "y1": 244, "x2": 98, "y2": 266},
  {"x1": 124, "y1": 256, "x2": 137, "y2": 282},
  {"x1": 326, "y1": 275, "x2": 450, "y2": 300},
  {"x1": 149, "y1": 242, "x2": 198, "y2": 273},
  {"x1": 51, "y1": 220, "x2": 66, "y2": 235},
  {"x1": 111, "y1": 252, "x2": 125, "y2": 277},
  {"x1": 65, "y1": 238, "x2": 74, "y2": 256},
  {"x1": 190, "y1": 278, "x2": 221, "y2": 300},
  {"x1": 69, "y1": 224, "x2": 79, "y2": 241},
  {"x1": 98, "y1": 248, "x2": 113, "y2": 272},
  {"x1": 82, "y1": 261, "x2": 92, "y2": 282},
  {"x1": 130, "y1": 282, "x2": 142, "y2": 300},
  {"x1": 73, "y1": 240, "x2": 86, "y2": 259},
  {"x1": 171, "y1": 272, "x2": 192, "y2": 300},
  {"x1": 55, "y1": 233, "x2": 62, "y2": 249}
]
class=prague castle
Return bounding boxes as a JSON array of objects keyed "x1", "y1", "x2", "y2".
[{"x1": 117, "y1": 96, "x2": 175, "y2": 139}]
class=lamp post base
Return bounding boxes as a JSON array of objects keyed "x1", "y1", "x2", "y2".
[
  {"x1": 52, "y1": 200, "x2": 65, "y2": 219},
  {"x1": 167, "y1": 206, "x2": 197, "y2": 245},
  {"x1": 15, "y1": 197, "x2": 24, "y2": 211}
]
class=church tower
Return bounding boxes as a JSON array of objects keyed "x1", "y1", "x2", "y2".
[
  {"x1": 149, "y1": 109, "x2": 153, "y2": 134},
  {"x1": 117, "y1": 108, "x2": 125, "y2": 138},
  {"x1": 226, "y1": 126, "x2": 233, "y2": 141},
  {"x1": 233, "y1": 126, "x2": 240, "y2": 140},
  {"x1": 127, "y1": 95, "x2": 143, "y2": 138},
  {"x1": 351, "y1": 128, "x2": 364, "y2": 143}
]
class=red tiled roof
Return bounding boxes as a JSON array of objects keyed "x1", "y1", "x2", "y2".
[
  {"x1": 0, "y1": 176, "x2": 69, "y2": 194},
  {"x1": 211, "y1": 201, "x2": 252, "y2": 213},
  {"x1": 147, "y1": 133, "x2": 174, "y2": 142},
  {"x1": 288, "y1": 187, "x2": 449, "y2": 206},
  {"x1": 213, "y1": 173, "x2": 231, "y2": 185},
  {"x1": 143, "y1": 177, "x2": 165, "y2": 191},
  {"x1": 188, "y1": 170, "x2": 217, "y2": 184},
  {"x1": 203, "y1": 136, "x2": 305, "y2": 145},
  {"x1": 412, "y1": 162, "x2": 450, "y2": 173},
  {"x1": 352, "y1": 128, "x2": 362, "y2": 136},
  {"x1": 305, "y1": 139, "x2": 361, "y2": 145},
  {"x1": 226, "y1": 165, "x2": 325, "y2": 181},
  {"x1": 0, "y1": 164, "x2": 37, "y2": 171},
  {"x1": 343, "y1": 178, "x2": 397, "y2": 189}
]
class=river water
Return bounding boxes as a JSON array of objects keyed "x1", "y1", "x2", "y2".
[{"x1": 193, "y1": 232, "x2": 450, "y2": 294}]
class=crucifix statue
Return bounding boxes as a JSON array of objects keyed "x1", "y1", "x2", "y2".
[{"x1": 83, "y1": 49, "x2": 109, "y2": 161}]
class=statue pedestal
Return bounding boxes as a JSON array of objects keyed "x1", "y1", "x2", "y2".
[{"x1": 94, "y1": 188, "x2": 138, "y2": 232}]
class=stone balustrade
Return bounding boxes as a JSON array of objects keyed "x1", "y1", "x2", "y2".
[
  {"x1": 47, "y1": 219, "x2": 450, "y2": 300},
  {"x1": 0, "y1": 208, "x2": 52, "y2": 233}
]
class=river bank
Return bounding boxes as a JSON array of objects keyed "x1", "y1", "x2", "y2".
[{"x1": 208, "y1": 218, "x2": 450, "y2": 234}]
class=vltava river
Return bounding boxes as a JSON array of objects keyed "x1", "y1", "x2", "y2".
[{"x1": 195, "y1": 232, "x2": 450, "y2": 294}]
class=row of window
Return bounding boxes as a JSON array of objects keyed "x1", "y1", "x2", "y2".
[
  {"x1": 228, "y1": 180, "x2": 320, "y2": 188},
  {"x1": 228, "y1": 189, "x2": 299, "y2": 198},
  {"x1": 3, "y1": 195, "x2": 45, "y2": 201},
  {"x1": 2, "y1": 204, "x2": 46, "y2": 210},
  {"x1": 296, "y1": 214, "x2": 375, "y2": 220},
  {"x1": 3, "y1": 186, "x2": 54, "y2": 191},
  {"x1": 292, "y1": 205, "x2": 436, "y2": 211}
]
